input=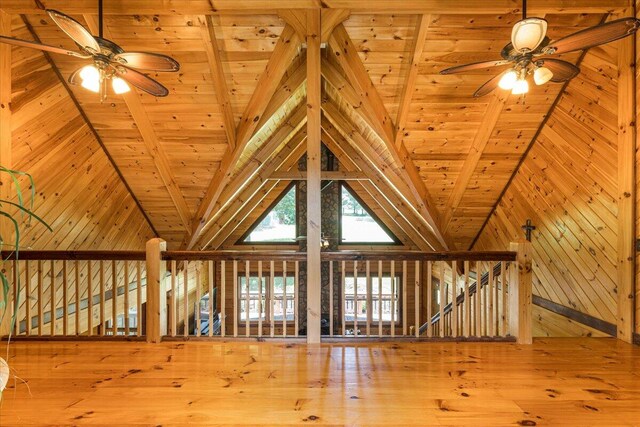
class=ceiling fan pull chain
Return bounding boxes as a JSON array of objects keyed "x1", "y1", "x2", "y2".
[{"x1": 522, "y1": 0, "x2": 527, "y2": 20}]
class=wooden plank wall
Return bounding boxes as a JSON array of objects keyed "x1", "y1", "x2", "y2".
[
  {"x1": 473, "y1": 46, "x2": 620, "y2": 337},
  {"x1": 10, "y1": 17, "x2": 155, "y2": 251}
]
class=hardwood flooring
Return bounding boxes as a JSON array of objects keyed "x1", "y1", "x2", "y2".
[{"x1": 0, "y1": 338, "x2": 639, "y2": 426}]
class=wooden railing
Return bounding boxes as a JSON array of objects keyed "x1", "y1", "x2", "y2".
[
  {"x1": 1, "y1": 239, "x2": 533, "y2": 344},
  {"x1": 159, "y1": 250, "x2": 306, "y2": 340},
  {"x1": 1, "y1": 251, "x2": 147, "y2": 338},
  {"x1": 322, "y1": 250, "x2": 519, "y2": 340}
]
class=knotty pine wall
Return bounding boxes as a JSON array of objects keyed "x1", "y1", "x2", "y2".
[
  {"x1": 9, "y1": 18, "x2": 155, "y2": 251},
  {"x1": 473, "y1": 45, "x2": 620, "y2": 337}
]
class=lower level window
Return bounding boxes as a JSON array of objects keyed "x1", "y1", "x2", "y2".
[
  {"x1": 344, "y1": 276, "x2": 400, "y2": 322},
  {"x1": 239, "y1": 275, "x2": 295, "y2": 321}
]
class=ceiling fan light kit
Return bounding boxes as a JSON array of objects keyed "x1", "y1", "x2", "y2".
[{"x1": 439, "y1": 0, "x2": 640, "y2": 98}]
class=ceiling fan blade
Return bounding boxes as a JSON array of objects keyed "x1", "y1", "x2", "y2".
[
  {"x1": 473, "y1": 72, "x2": 506, "y2": 98},
  {"x1": 46, "y1": 9, "x2": 100, "y2": 54},
  {"x1": 544, "y1": 17, "x2": 640, "y2": 55},
  {"x1": 113, "y1": 52, "x2": 180, "y2": 72},
  {"x1": 440, "y1": 59, "x2": 511, "y2": 75},
  {"x1": 114, "y1": 66, "x2": 169, "y2": 97},
  {"x1": 538, "y1": 58, "x2": 580, "y2": 82},
  {"x1": 0, "y1": 35, "x2": 91, "y2": 58}
]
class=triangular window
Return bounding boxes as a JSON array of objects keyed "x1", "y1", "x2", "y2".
[
  {"x1": 243, "y1": 185, "x2": 297, "y2": 243},
  {"x1": 340, "y1": 184, "x2": 397, "y2": 244}
]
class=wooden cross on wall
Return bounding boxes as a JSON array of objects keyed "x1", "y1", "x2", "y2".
[{"x1": 521, "y1": 219, "x2": 536, "y2": 242}]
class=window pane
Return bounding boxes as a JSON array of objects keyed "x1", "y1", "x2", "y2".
[
  {"x1": 245, "y1": 186, "x2": 296, "y2": 242},
  {"x1": 341, "y1": 186, "x2": 394, "y2": 243},
  {"x1": 344, "y1": 275, "x2": 399, "y2": 323}
]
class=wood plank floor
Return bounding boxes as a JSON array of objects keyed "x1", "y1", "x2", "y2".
[{"x1": 0, "y1": 338, "x2": 639, "y2": 426}]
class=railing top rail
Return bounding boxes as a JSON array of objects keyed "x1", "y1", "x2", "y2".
[
  {"x1": 320, "y1": 251, "x2": 517, "y2": 262},
  {"x1": 2, "y1": 250, "x2": 516, "y2": 262},
  {"x1": 0, "y1": 250, "x2": 146, "y2": 261},
  {"x1": 161, "y1": 250, "x2": 308, "y2": 261}
]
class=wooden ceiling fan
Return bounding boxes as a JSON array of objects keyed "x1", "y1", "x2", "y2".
[
  {"x1": 0, "y1": 0, "x2": 179, "y2": 100},
  {"x1": 440, "y1": 0, "x2": 640, "y2": 97}
]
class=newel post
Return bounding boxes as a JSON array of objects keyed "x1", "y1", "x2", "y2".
[
  {"x1": 509, "y1": 239, "x2": 533, "y2": 344},
  {"x1": 146, "y1": 238, "x2": 167, "y2": 343}
]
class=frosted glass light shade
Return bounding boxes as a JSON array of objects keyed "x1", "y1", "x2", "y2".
[
  {"x1": 79, "y1": 64, "x2": 99, "y2": 81},
  {"x1": 512, "y1": 78, "x2": 529, "y2": 95},
  {"x1": 534, "y1": 66, "x2": 553, "y2": 85},
  {"x1": 81, "y1": 77, "x2": 100, "y2": 93},
  {"x1": 511, "y1": 18, "x2": 547, "y2": 52},
  {"x1": 112, "y1": 77, "x2": 130, "y2": 94},
  {"x1": 498, "y1": 70, "x2": 518, "y2": 89}
]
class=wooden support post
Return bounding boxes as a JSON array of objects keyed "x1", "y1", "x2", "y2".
[
  {"x1": 306, "y1": 9, "x2": 322, "y2": 344},
  {"x1": 509, "y1": 239, "x2": 533, "y2": 344},
  {"x1": 0, "y1": 10, "x2": 12, "y2": 338},
  {"x1": 145, "y1": 238, "x2": 167, "y2": 343},
  {"x1": 617, "y1": 7, "x2": 636, "y2": 343}
]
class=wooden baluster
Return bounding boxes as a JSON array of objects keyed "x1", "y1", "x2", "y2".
[
  {"x1": 464, "y1": 261, "x2": 470, "y2": 338},
  {"x1": 50, "y1": 260, "x2": 55, "y2": 336},
  {"x1": 329, "y1": 260, "x2": 334, "y2": 336},
  {"x1": 474, "y1": 262, "x2": 481, "y2": 337},
  {"x1": 170, "y1": 260, "x2": 176, "y2": 337},
  {"x1": 233, "y1": 260, "x2": 238, "y2": 338},
  {"x1": 414, "y1": 260, "x2": 420, "y2": 338},
  {"x1": 124, "y1": 260, "x2": 130, "y2": 336},
  {"x1": 99, "y1": 260, "x2": 105, "y2": 336},
  {"x1": 353, "y1": 261, "x2": 358, "y2": 336},
  {"x1": 245, "y1": 260, "x2": 250, "y2": 337},
  {"x1": 294, "y1": 261, "x2": 299, "y2": 337},
  {"x1": 452, "y1": 261, "x2": 458, "y2": 338},
  {"x1": 209, "y1": 260, "x2": 214, "y2": 338},
  {"x1": 439, "y1": 261, "x2": 444, "y2": 338},
  {"x1": 136, "y1": 261, "x2": 141, "y2": 337},
  {"x1": 184, "y1": 261, "x2": 189, "y2": 337},
  {"x1": 112, "y1": 260, "x2": 118, "y2": 336},
  {"x1": 257, "y1": 261, "x2": 263, "y2": 338},
  {"x1": 195, "y1": 262, "x2": 201, "y2": 337},
  {"x1": 36, "y1": 260, "x2": 42, "y2": 336},
  {"x1": 402, "y1": 260, "x2": 407, "y2": 336},
  {"x1": 378, "y1": 260, "x2": 382, "y2": 336},
  {"x1": 221, "y1": 260, "x2": 226, "y2": 338},
  {"x1": 87, "y1": 262, "x2": 93, "y2": 336},
  {"x1": 25, "y1": 261, "x2": 31, "y2": 336},
  {"x1": 12, "y1": 260, "x2": 17, "y2": 336},
  {"x1": 341, "y1": 260, "x2": 346, "y2": 337},
  {"x1": 62, "y1": 260, "x2": 68, "y2": 336},
  {"x1": 501, "y1": 261, "x2": 507, "y2": 337},
  {"x1": 366, "y1": 260, "x2": 371, "y2": 337},
  {"x1": 390, "y1": 260, "x2": 395, "y2": 338},
  {"x1": 426, "y1": 261, "x2": 432, "y2": 338},
  {"x1": 269, "y1": 260, "x2": 274, "y2": 338},
  {"x1": 282, "y1": 261, "x2": 287, "y2": 337},
  {"x1": 489, "y1": 261, "x2": 495, "y2": 337}
]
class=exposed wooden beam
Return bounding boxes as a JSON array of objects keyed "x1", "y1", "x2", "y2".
[
  {"x1": 278, "y1": 10, "x2": 307, "y2": 37},
  {"x1": 616, "y1": 7, "x2": 636, "y2": 344},
  {"x1": 84, "y1": 15, "x2": 191, "y2": 234},
  {"x1": 440, "y1": 92, "x2": 508, "y2": 234},
  {"x1": 321, "y1": 116, "x2": 441, "y2": 251},
  {"x1": 326, "y1": 25, "x2": 449, "y2": 249},
  {"x1": 322, "y1": 99, "x2": 446, "y2": 250},
  {"x1": 201, "y1": 15, "x2": 236, "y2": 149},
  {"x1": 185, "y1": 25, "x2": 302, "y2": 250},
  {"x1": 321, "y1": 9, "x2": 350, "y2": 43},
  {"x1": 255, "y1": 59, "x2": 306, "y2": 132},
  {"x1": 0, "y1": 9, "x2": 12, "y2": 336},
  {"x1": 306, "y1": 8, "x2": 322, "y2": 344},
  {"x1": 2, "y1": 1, "x2": 628, "y2": 14},
  {"x1": 268, "y1": 171, "x2": 367, "y2": 180},
  {"x1": 395, "y1": 14, "x2": 430, "y2": 149}
]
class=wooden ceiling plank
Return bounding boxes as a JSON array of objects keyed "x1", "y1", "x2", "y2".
[
  {"x1": 326, "y1": 24, "x2": 450, "y2": 249},
  {"x1": 201, "y1": 15, "x2": 236, "y2": 149},
  {"x1": 84, "y1": 15, "x2": 191, "y2": 234},
  {"x1": 395, "y1": 14, "x2": 430, "y2": 149},
  {"x1": 440, "y1": 91, "x2": 508, "y2": 234},
  {"x1": 2, "y1": 1, "x2": 628, "y2": 14},
  {"x1": 185, "y1": 24, "x2": 302, "y2": 250}
]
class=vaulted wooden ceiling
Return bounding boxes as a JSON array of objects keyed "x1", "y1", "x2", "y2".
[{"x1": 2, "y1": 0, "x2": 630, "y2": 251}]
